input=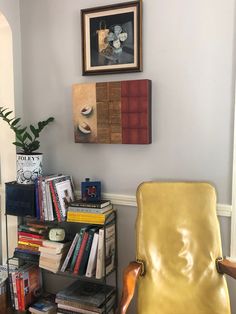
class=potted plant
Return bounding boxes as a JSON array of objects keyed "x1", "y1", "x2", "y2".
[{"x1": 0, "y1": 106, "x2": 54, "y2": 184}]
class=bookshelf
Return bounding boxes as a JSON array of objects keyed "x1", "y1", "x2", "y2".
[{"x1": 5, "y1": 181, "x2": 118, "y2": 314}]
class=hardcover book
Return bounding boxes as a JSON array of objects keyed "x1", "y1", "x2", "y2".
[
  {"x1": 60, "y1": 233, "x2": 79, "y2": 272},
  {"x1": 78, "y1": 227, "x2": 98, "y2": 275},
  {"x1": 68, "y1": 204, "x2": 112, "y2": 214},
  {"x1": 70, "y1": 227, "x2": 87, "y2": 272},
  {"x1": 70, "y1": 200, "x2": 110, "y2": 209},
  {"x1": 56, "y1": 280, "x2": 115, "y2": 307}
]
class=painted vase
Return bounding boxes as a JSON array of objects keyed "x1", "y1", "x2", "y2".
[{"x1": 16, "y1": 153, "x2": 43, "y2": 184}]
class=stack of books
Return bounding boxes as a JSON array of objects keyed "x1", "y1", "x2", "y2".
[
  {"x1": 29, "y1": 293, "x2": 57, "y2": 314},
  {"x1": 35, "y1": 174, "x2": 74, "y2": 222},
  {"x1": 67, "y1": 199, "x2": 114, "y2": 224},
  {"x1": 39, "y1": 240, "x2": 72, "y2": 273},
  {"x1": 56, "y1": 280, "x2": 116, "y2": 314},
  {"x1": 60, "y1": 222, "x2": 115, "y2": 278},
  {"x1": 8, "y1": 264, "x2": 42, "y2": 312},
  {"x1": 15, "y1": 222, "x2": 49, "y2": 263}
]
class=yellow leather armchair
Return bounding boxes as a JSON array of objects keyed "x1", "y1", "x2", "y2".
[{"x1": 119, "y1": 182, "x2": 236, "y2": 314}]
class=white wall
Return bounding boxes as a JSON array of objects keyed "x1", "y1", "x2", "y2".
[
  {"x1": 0, "y1": 0, "x2": 22, "y2": 263},
  {"x1": 19, "y1": 0, "x2": 236, "y2": 313}
]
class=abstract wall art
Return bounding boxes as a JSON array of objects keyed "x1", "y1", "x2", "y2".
[{"x1": 72, "y1": 79, "x2": 151, "y2": 144}]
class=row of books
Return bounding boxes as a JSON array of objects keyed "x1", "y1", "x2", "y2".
[
  {"x1": 28, "y1": 280, "x2": 115, "y2": 314},
  {"x1": 35, "y1": 174, "x2": 74, "y2": 222},
  {"x1": 39, "y1": 222, "x2": 116, "y2": 279},
  {"x1": 8, "y1": 264, "x2": 42, "y2": 311}
]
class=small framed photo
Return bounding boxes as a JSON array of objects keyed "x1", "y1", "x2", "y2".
[
  {"x1": 81, "y1": 179, "x2": 101, "y2": 202},
  {"x1": 81, "y1": 1, "x2": 142, "y2": 75}
]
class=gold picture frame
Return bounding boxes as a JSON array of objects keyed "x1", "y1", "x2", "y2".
[{"x1": 81, "y1": 1, "x2": 142, "y2": 75}]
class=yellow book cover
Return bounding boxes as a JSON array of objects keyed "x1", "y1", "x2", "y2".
[
  {"x1": 67, "y1": 209, "x2": 113, "y2": 219},
  {"x1": 18, "y1": 241, "x2": 40, "y2": 248}
]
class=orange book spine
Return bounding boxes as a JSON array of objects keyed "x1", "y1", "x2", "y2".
[
  {"x1": 16, "y1": 274, "x2": 22, "y2": 311},
  {"x1": 73, "y1": 232, "x2": 89, "y2": 274}
]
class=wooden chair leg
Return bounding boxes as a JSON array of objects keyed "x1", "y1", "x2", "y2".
[{"x1": 117, "y1": 261, "x2": 143, "y2": 314}]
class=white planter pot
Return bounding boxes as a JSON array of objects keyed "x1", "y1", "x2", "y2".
[{"x1": 16, "y1": 153, "x2": 43, "y2": 184}]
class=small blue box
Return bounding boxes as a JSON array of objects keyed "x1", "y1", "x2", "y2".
[{"x1": 81, "y1": 178, "x2": 101, "y2": 202}]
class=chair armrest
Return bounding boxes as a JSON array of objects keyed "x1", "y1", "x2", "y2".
[
  {"x1": 216, "y1": 257, "x2": 236, "y2": 279},
  {"x1": 118, "y1": 261, "x2": 144, "y2": 314}
]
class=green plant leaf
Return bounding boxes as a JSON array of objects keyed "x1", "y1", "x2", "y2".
[
  {"x1": 16, "y1": 127, "x2": 27, "y2": 135},
  {"x1": 23, "y1": 132, "x2": 33, "y2": 142},
  {"x1": 11, "y1": 118, "x2": 21, "y2": 126},
  {"x1": 12, "y1": 142, "x2": 24, "y2": 148},
  {"x1": 30, "y1": 125, "x2": 39, "y2": 137}
]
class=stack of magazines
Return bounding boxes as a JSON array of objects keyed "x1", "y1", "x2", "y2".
[{"x1": 56, "y1": 280, "x2": 116, "y2": 314}]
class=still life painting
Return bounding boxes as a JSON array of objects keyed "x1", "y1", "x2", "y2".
[
  {"x1": 81, "y1": 1, "x2": 142, "y2": 75},
  {"x1": 72, "y1": 79, "x2": 151, "y2": 144}
]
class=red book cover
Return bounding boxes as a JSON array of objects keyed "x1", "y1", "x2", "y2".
[
  {"x1": 16, "y1": 273, "x2": 23, "y2": 311},
  {"x1": 49, "y1": 180, "x2": 62, "y2": 222},
  {"x1": 73, "y1": 232, "x2": 89, "y2": 274},
  {"x1": 18, "y1": 231, "x2": 44, "y2": 239}
]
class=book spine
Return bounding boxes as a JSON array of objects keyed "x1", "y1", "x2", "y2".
[
  {"x1": 18, "y1": 231, "x2": 44, "y2": 239},
  {"x1": 85, "y1": 232, "x2": 99, "y2": 277},
  {"x1": 70, "y1": 229, "x2": 86, "y2": 271},
  {"x1": 78, "y1": 230, "x2": 95, "y2": 275},
  {"x1": 68, "y1": 204, "x2": 112, "y2": 214},
  {"x1": 12, "y1": 272, "x2": 19, "y2": 310},
  {"x1": 16, "y1": 245, "x2": 40, "y2": 253},
  {"x1": 16, "y1": 272, "x2": 22, "y2": 311},
  {"x1": 20, "y1": 271, "x2": 27, "y2": 311},
  {"x1": 96, "y1": 229, "x2": 104, "y2": 279},
  {"x1": 49, "y1": 180, "x2": 62, "y2": 222},
  {"x1": 41, "y1": 179, "x2": 48, "y2": 221},
  {"x1": 18, "y1": 237, "x2": 43, "y2": 246},
  {"x1": 37, "y1": 176, "x2": 44, "y2": 221},
  {"x1": 61, "y1": 233, "x2": 79, "y2": 272},
  {"x1": 34, "y1": 177, "x2": 40, "y2": 220},
  {"x1": 71, "y1": 202, "x2": 110, "y2": 208},
  {"x1": 8, "y1": 272, "x2": 15, "y2": 310},
  {"x1": 73, "y1": 232, "x2": 89, "y2": 274},
  {"x1": 45, "y1": 181, "x2": 54, "y2": 221},
  {"x1": 67, "y1": 212, "x2": 105, "y2": 219},
  {"x1": 67, "y1": 218, "x2": 104, "y2": 225},
  {"x1": 57, "y1": 303, "x2": 98, "y2": 314},
  {"x1": 18, "y1": 241, "x2": 40, "y2": 248}
]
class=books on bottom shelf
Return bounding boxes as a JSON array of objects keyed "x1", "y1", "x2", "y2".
[
  {"x1": 56, "y1": 280, "x2": 115, "y2": 314},
  {"x1": 8, "y1": 264, "x2": 42, "y2": 311},
  {"x1": 29, "y1": 296, "x2": 57, "y2": 314},
  {"x1": 59, "y1": 223, "x2": 116, "y2": 279}
]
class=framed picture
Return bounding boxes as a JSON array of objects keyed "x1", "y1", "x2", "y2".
[
  {"x1": 81, "y1": 179, "x2": 101, "y2": 202},
  {"x1": 81, "y1": 1, "x2": 142, "y2": 75}
]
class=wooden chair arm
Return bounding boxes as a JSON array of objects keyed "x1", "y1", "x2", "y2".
[
  {"x1": 117, "y1": 261, "x2": 144, "y2": 314},
  {"x1": 216, "y1": 257, "x2": 236, "y2": 279}
]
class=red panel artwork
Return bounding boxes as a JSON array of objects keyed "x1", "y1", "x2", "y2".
[{"x1": 73, "y1": 79, "x2": 151, "y2": 144}]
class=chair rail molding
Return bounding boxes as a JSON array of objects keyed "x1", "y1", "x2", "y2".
[{"x1": 75, "y1": 190, "x2": 231, "y2": 217}]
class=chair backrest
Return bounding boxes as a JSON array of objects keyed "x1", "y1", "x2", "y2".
[{"x1": 136, "y1": 182, "x2": 230, "y2": 314}]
